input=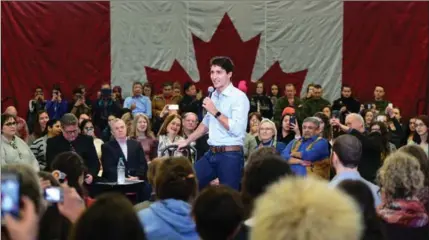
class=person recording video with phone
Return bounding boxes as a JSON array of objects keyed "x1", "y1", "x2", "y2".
[
  {"x1": 46, "y1": 86, "x2": 68, "y2": 121},
  {"x1": 69, "y1": 87, "x2": 91, "y2": 118},
  {"x1": 177, "y1": 56, "x2": 250, "y2": 190},
  {"x1": 27, "y1": 86, "x2": 47, "y2": 133}
]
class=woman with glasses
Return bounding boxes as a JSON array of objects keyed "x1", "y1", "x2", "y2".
[
  {"x1": 1, "y1": 114, "x2": 39, "y2": 170},
  {"x1": 255, "y1": 119, "x2": 286, "y2": 154},
  {"x1": 408, "y1": 115, "x2": 429, "y2": 157}
]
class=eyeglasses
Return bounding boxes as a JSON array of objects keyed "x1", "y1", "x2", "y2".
[
  {"x1": 63, "y1": 129, "x2": 78, "y2": 135},
  {"x1": 4, "y1": 122, "x2": 17, "y2": 127},
  {"x1": 260, "y1": 128, "x2": 273, "y2": 132},
  {"x1": 416, "y1": 123, "x2": 426, "y2": 128}
]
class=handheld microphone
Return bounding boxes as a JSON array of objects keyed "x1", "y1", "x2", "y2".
[{"x1": 208, "y1": 86, "x2": 215, "y2": 98}]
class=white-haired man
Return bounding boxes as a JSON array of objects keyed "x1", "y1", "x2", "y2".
[{"x1": 330, "y1": 113, "x2": 382, "y2": 183}]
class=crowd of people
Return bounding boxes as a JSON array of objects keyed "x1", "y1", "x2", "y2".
[{"x1": 1, "y1": 56, "x2": 429, "y2": 239}]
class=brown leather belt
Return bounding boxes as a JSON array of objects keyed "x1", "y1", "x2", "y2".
[{"x1": 209, "y1": 145, "x2": 242, "y2": 153}]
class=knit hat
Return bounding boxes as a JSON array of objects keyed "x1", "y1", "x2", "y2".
[
  {"x1": 282, "y1": 107, "x2": 295, "y2": 117},
  {"x1": 238, "y1": 80, "x2": 248, "y2": 93}
]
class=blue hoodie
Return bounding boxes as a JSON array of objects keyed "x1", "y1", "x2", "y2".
[{"x1": 137, "y1": 199, "x2": 199, "y2": 240}]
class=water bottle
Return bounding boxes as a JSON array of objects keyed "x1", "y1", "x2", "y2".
[{"x1": 117, "y1": 157, "x2": 125, "y2": 184}]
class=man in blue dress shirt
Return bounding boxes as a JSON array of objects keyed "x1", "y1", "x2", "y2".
[
  {"x1": 124, "y1": 82, "x2": 152, "y2": 118},
  {"x1": 178, "y1": 56, "x2": 250, "y2": 190}
]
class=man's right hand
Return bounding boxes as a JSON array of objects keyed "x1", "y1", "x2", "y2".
[
  {"x1": 130, "y1": 102, "x2": 137, "y2": 110},
  {"x1": 176, "y1": 139, "x2": 189, "y2": 151}
]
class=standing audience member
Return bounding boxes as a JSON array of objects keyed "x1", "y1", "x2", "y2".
[
  {"x1": 331, "y1": 113, "x2": 382, "y2": 183},
  {"x1": 403, "y1": 117, "x2": 417, "y2": 145},
  {"x1": 4, "y1": 106, "x2": 30, "y2": 143},
  {"x1": 27, "y1": 86, "x2": 47, "y2": 133},
  {"x1": 152, "y1": 82, "x2": 181, "y2": 119},
  {"x1": 369, "y1": 121, "x2": 396, "y2": 162},
  {"x1": 92, "y1": 83, "x2": 122, "y2": 136},
  {"x1": 300, "y1": 84, "x2": 330, "y2": 119},
  {"x1": 329, "y1": 135, "x2": 382, "y2": 207},
  {"x1": 69, "y1": 193, "x2": 147, "y2": 240},
  {"x1": 30, "y1": 119, "x2": 62, "y2": 170},
  {"x1": 124, "y1": 82, "x2": 152, "y2": 118},
  {"x1": 69, "y1": 87, "x2": 91, "y2": 119},
  {"x1": 1, "y1": 114, "x2": 39, "y2": 170},
  {"x1": 338, "y1": 180, "x2": 386, "y2": 240},
  {"x1": 332, "y1": 85, "x2": 361, "y2": 113},
  {"x1": 376, "y1": 152, "x2": 429, "y2": 239},
  {"x1": 251, "y1": 177, "x2": 362, "y2": 240},
  {"x1": 269, "y1": 84, "x2": 280, "y2": 108},
  {"x1": 112, "y1": 86, "x2": 124, "y2": 105},
  {"x1": 46, "y1": 113, "x2": 99, "y2": 183},
  {"x1": 28, "y1": 110, "x2": 49, "y2": 145},
  {"x1": 101, "y1": 119, "x2": 148, "y2": 182},
  {"x1": 45, "y1": 86, "x2": 68, "y2": 120},
  {"x1": 273, "y1": 84, "x2": 302, "y2": 126},
  {"x1": 409, "y1": 115, "x2": 429, "y2": 157},
  {"x1": 179, "y1": 82, "x2": 202, "y2": 116},
  {"x1": 130, "y1": 114, "x2": 158, "y2": 162},
  {"x1": 192, "y1": 185, "x2": 245, "y2": 240},
  {"x1": 369, "y1": 86, "x2": 390, "y2": 113},
  {"x1": 137, "y1": 157, "x2": 199, "y2": 240},
  {"x1": 277, "y1": 112, "x2": 298, "y2": 146},
  {"x1": 249, "y1": 81, "x2": 273, "y2": 119}
]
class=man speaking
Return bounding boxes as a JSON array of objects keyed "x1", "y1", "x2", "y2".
[{"x1": 178, "y1": 56, "x2": 249, "y2": 190}]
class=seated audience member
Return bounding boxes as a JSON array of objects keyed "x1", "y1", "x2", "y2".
[
  {"x1": 101, "y1": 114, "x2": 117, "y2": 142},
  {"x1": 367, "y1": 86, "x2": 390, "y2": 113},
  {"x1": 78, "y1": 113, "x2": 91, "y2": 125},
  {"x1": 179, "y1": 82, "x2": 202, "y2": 116},
  {"x1": 101, "y1": 119, "x2": 147, "y2": 182},
  {"x1": 403, "y1": 117, "x2": 417, "y2": 145},
  {"x1": 173, "y1": 81, "x2": 183, "y2": 99},
  {"x1": 112, "y1": 86, "x2": 124, "y2": 105},
  {"x1": 51, "y1": 151, "x2": 95, "y2": 206},
  {"x1": 143, "y1": 82, "x2": 153, "y2": 99},
  {"x1": 121, "y1": 111, "x2": 134, "y2": 135},
  {"x1": 69, "y1": 193, "x2": 147, "y2": 240},
  {"x1": 124, "y1": 82, "x2": 152, "y2": 118},
  {"x1": 322, "y1": 106, "x2": 332, "y2": 118},
  {"x1": 244, "y1": 113, "x2": 260, "y2": 160},
  {"x1": 182, "y1": 112, "x2": 209, "y2": 160},
  {"x1": 192, "y1": 185, "x2": 245, "y2": 240},
  {"x1": 399, "y1": 145, "x2": 429, "y2": 213},
  {"x1": 130, "y1": 114, "x2": 158, "y2": 162},
  {"x1": 249, "y1": 81, "x2": 273, "y2": 119},
  {"x1": 277, "y1": 109, "x2": 298, "y2": 146},
  {"x1": 4, "y1": 106, "x2": 29, "y2": 142},
  {"x1": 69, "y1": 87, "x2": 91, "y2": 119},
  {"x1": 331, "y1": 113, "x2": 382, "y2": 183},
  {"x1": 332, "y1": 85, "x2": 361, "y2": 113},
  {"x1": 273, "y1": 84, "x2": 302, "y2": 126},
  {"x1": 137, "y1": 157, "x2": 199, "y2": 240},
  {"x1": 27, "y1": 86, "x2": 47, "y2": 133},
  {"x1": 269, "y1": 83, "x2": 280, "y2": 107},
  {"x1": 28, "y1": 110, "x2": 49, "y2": 145},
  {"x1": 338, "y1": 180, "x2": 386, "y2": 240},
  {"x1": 46, "y1": 113, "x2": 99, "y2": 182},
  {"x1": 282, "y1": 117, "x2": 330, "y2": 177},
  {"x1": 385, "y1": 106, "x2": 404, "y2": 149},
  {"x1": 1, "y1": 164, "x2": 44, "y2": 240},
  {"x1": 80, "y1": 119, "x2": 104, "y2": 162},
  {"x1": 30, "y1": 119, "x2": 62, "y2": 170},
  {"x1": 241, "y1": 152, "x2": 293, "y2": 238},
  {"x1": 157, "y1": 114, "x2": 184, "y2": 157},
  {"x1": 46, "y1": 86, "x2": 68, "y2": 120},
  {"x1": 314, "y1": 112, "x2": 333, "y2": 141},
  {"x1": 152, "y1": 82, "x2": 182, "y2": 120},
  {"x1": 92, "y1": 83, "x2": 122, "y2": 134},
  {"x1": 251, "y1": 177, "x2": 362, "y2": 240},
  {"x1": 256, "y1": 118, "x2": 286, "y2": 154},
  {"x1": 408, "y1": 115, "x2": 429, "y2": 157},
  {"x1": 38, "y1": 171, "x2": 72, "y2": 240},
  {"x1": 376, "y1": 152, "x2": 429, "y2": 239},
  {"x1": 330, "y1": 134, "x2": 382, "y2": 207},
  {"x1": 1, "y1": 114, "x2": 39, "y2": 170},
  {"x1": 134, "y1": 157, "x2": 165, "y2": 211},
  {"x1": 300, "y1": 84, "x2": 331, "y2": 119}
]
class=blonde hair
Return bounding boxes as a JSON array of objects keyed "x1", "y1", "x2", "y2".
[
  {"x1": 258, "y1": 118, "x2": 278, "y2": 143},
  {"x1": 251, "y1": 177, "x2": 362, "y2": 240},
  {"x1": 130, "y1": 114, "x2": 155, "y2": 139},
  {"x1": 120, "y1": 112, "x2": 133, "y2": 136},
  {"x1": 377, "y1": 151, "x2": 424, "y2": 201}
]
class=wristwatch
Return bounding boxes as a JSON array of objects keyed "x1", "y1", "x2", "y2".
[{"x1": 214, "y1": 111, "x2": 221, "y2": 118}]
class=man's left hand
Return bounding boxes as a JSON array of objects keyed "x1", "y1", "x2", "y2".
[{"x1": 202, "y1": 97, "x2": 217, "y2": 115}]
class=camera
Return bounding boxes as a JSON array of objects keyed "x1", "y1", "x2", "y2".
[{"x1": 44, "y1": 187, "x2": 64, "y2": 203}]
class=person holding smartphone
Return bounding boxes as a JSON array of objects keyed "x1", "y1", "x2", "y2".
[{"x1": 45, "y1": 86, "x2": 68, "y2": 120}]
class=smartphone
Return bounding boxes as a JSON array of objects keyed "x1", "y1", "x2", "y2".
[
  {"x1": 44, "y1": 187, "x2": 64, "y2": 203},
  {"x1": 289, "y1": 115, "x2": 296, "y2": 126},
  {"x1": 1, "y1": 173, "x2": 20, "y2": 220},
  {"x1": 168, "y1": 104, "x2": 179, "y2": 111},
  {"x1": 366, "y1": 104, "x2": 372, "y2": 110}
]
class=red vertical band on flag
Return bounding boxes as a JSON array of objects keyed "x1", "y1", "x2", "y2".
[
  {"x1": 343, "y1": 2, "x2": 429, "y2": 118},
  {"x1": 1, "y1": 2, "x2": 110, "y2": 113}
]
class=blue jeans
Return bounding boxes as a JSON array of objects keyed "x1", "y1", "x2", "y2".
[{"x1": 194, "y1": 150, "x2": 244, "y2": 190}]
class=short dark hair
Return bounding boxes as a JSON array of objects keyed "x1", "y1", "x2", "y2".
[
  {"x1": 72, "y1": 87, "x2": 83, "y2": 95},
  {"x1": 183, "y1": 82, "x2": 195, "y2": 92},
  {"x1": 163, "y1": 82, "x2": 173, "y2": 88},
  {"x1": 241, "y1": 154, "x2": 293, "y2": 218},
  {"x1": 333, "y1": 134, "x2": 362, "y2": 168},
  {"x1": 69, "y1": 193, "x2": 146, "y2": 240},
  {"x1": 210, "y1": 56, "x2": 234, "y2": 73},
  {"x1": 342, "y1": 85, "x2": 352, "y2": 91},
  {"x1": 313, "y1": 84, "x2": 322, "y2": 89},
  {"x1": 1, "y1": 113, "x2": 16, "y2": 129},
  {"x1": 132, "y1": 82, "x2": 143, "y2": 88},
  {"x1": 155, "y1": 157, "x2": 198, "y2": 201},
  {"x1": 193, "y1": 185, "x2": 244, "y2": 240}
]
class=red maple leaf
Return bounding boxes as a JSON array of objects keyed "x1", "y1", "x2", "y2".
[{"x1": 146, "y1": 13, "x2": 307, "y2": 96}]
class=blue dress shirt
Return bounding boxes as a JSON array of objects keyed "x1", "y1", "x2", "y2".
[{"x1": 124, "y1": 95, "x2": 152, "y2": 118}]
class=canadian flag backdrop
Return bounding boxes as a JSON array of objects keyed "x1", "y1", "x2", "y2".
[{"x1": 2, "y1": 1, "x2": 428, "y2": 119}]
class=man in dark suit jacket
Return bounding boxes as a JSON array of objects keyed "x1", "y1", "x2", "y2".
[
  {"x1": 46, "y1": 113, "x2": 100, "y2": 183},
  {"x1": 101, "y1": 119, "x2": 147, "y2": 182},
  {"x1": 331, "y1": 113, "x2": 382, "y2": 183}
]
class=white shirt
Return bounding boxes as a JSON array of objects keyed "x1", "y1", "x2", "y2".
[{"x1": 117, "y1": 138, "x2": 128, "y2": 160}]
